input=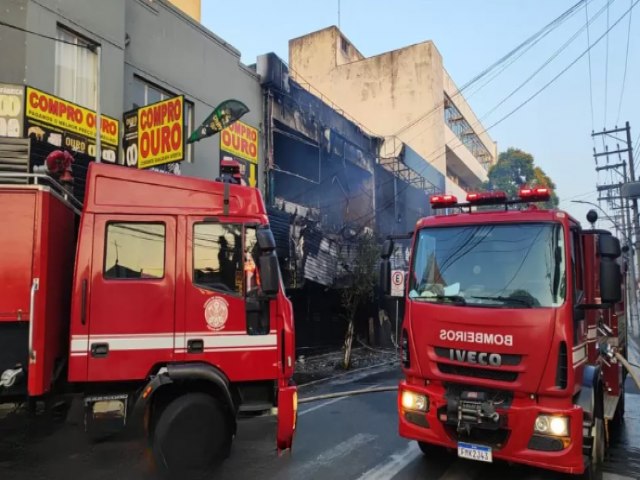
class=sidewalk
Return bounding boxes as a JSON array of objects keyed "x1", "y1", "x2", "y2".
[{"x1": 293, "y1": 346, "x2": 398, "y2": 385}]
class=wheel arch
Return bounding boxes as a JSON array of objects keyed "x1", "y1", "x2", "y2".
[{"x1": 137, "y1": 362, "x2": 238, "y2": 436}]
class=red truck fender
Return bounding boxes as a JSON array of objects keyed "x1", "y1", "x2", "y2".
[{"x1": 135, "y1": 363, "x2": 238, "y2": 435}]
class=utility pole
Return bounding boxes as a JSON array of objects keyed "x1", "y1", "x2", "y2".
[
  {"x1": 593, "y1": 123, "x2": 639, "y2": 270},
  {"x1": 592, "y1": 122, "x2": 639, "y2": 333}
]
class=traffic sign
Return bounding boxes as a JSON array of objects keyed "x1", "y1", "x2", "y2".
[{"x1": 391, "y1": 270, "x2": 405, "y2": 297}]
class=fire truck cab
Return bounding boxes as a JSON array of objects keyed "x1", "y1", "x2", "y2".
[
  {"x1": 381, "y1": 188, "x2": 626, "y2": 476},
  {"x1": 0, "y1": 162, "x2": 297, "y2": 476}
]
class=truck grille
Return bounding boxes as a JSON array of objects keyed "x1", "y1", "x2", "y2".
[{"x1": 437, "y1": 363, "x2": 518, "y2": 382}]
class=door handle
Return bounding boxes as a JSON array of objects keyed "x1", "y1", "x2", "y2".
[
  {"x1": 187, "y1": 339, "x2": 204, "y2": 354},
  {"x1": 90, "y1": 343, "x2": 109, "y2": 358}
]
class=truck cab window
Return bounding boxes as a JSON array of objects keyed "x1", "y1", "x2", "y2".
[
  {"x1": 104, "y1": 223, "x2": 165, "y2": 279},
  {"x1": 193, "y1": 223, "x2": 243, "y2": 294}
]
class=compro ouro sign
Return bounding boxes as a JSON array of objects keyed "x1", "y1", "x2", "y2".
[
  {"x1": 25, "y1": 86, "x2": 119, "y2": 162},
  {"x1": 219, "y1": 120, "x2": 259, "y2": 187},
  {"x1": 0, "y1": 84, "x2": 25, "y2": 138},
  {"x1": 123, "y1": 96, "x2": 184, "y2": 169}
]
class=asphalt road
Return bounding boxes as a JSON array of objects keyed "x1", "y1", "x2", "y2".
[{"x1": 1, "y1": 362, "x2": 639, "y2": 480}]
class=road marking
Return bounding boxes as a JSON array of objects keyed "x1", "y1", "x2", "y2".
[
  {"x1": 311, "y1": 433, "x2": 377, "y2": 466},
  {"x1": 354, "y1": 442, "x2": 421, "y2": 480},
  {"x1": 603, "y1": 473, "x2": 636, "y2": 480},
  {"x1": 298, "y1": 396, "x2": 347, "y2": 416}
]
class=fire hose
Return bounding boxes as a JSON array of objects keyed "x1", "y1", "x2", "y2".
[
  {"x1": 0, "y1": 367, "x2": 23, "y2": 390},
  {"x1": 298, "y1": 386, "x2": 398, "y2": 404},
  {"x1": 615, "y1": 352, "x2": 640, "y2": 390}
]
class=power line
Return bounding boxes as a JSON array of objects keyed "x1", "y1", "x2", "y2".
[
  {"x1": 350, "y1": 0, "x2": 640, "y2": 227},
  {"x1": 390, "y1": 0, "x2": 590, "y2": 138},
  {"x1": 604, "y1": 0, "x2": 611, "y2": 126},
  {"x1": 585, "y1": 0, "x2": 596, "y2": 130},
  {"x1": 616, "y1": 0, "x2": 634, "y2": 125},
  {"x1": 480, "y1": 0, "x2": 612, "y2": 124},
  {"x1": 0, "y1": 20, "x2": 93, "y2": 48},
  {"x1": 486, "y1": 0, "x2": 638, "y2": 134}
]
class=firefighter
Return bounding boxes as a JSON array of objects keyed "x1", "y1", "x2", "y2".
[{"x1": 244, "y1": 250, "x2": 260, "y2": 294}]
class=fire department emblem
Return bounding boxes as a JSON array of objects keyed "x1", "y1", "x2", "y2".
[{"x1": 204, "y1": 296, "x2": 229, "y2": 331}]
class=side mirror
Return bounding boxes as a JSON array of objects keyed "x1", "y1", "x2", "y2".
[
  {"x1": 257, "y1": 228, "x2": 277, "y2": 252},
  {"x1": 598, "y1": 234, "x2": 621, "y2": 259},
  {"x1": 600, "y1": 258, "x2": 622, "y2": 304},
  {"x1": 380, "y1": 259, "x2": 391, "y2": 296},
  {"x1": 381, "y1": 239, "x2": 394, "y2": 259},
  {"x1": 259, "y1": 252, "x2": 280, "y2": 296}
]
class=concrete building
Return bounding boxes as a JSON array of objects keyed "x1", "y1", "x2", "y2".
[
  {"x1": 0, "y1": 0, "x2": 263, "y2": 191},
  {"x1": 288, "y1": 26, "x2": 498, "y2": 198}
]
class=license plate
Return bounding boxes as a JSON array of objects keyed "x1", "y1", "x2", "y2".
[{"x1": 457, "y1": 442, "x2": 492, "y2": 463}]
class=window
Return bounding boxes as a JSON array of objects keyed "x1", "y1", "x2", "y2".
[
  {"x1": 104, "y1": 223, "x2": 165, "y2": 279},
  {"x1": 132, "y1": 76, "x2": 194, "y2": 162},
  {"x1": 193, "y1": 224, "x2": 260, "y2": 295},
  {"x1": 55, "y1": 26, "x2": 97, "y2": 109},
  {"x1": 409, "y1": 223, "x2": 566, "y2": 308}
]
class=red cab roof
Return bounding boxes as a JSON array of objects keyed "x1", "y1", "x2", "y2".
[{"x1": 83, "y1": 163, "x2": 267, "y2": 219}]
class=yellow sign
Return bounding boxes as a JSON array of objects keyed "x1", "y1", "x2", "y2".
[
  {"x1": 25, "y1": 87, "x2": 119, "y2": 146},
  {"x1": 137, "y1": 96, "x2": 184, "y2": 169},
  {"x1": 220, "y1": 120, "x2": 258, "y2": 163}
]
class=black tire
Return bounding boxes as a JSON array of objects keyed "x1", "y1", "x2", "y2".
[{"x1": 151, "y1": 392, "x2": 232, "y2": 479}]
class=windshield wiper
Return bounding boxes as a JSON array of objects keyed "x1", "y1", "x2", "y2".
[
  {"x1": 470, "y1": 295, "x2": 533, "y2": 308},
  {"x1": 415, "y1": 294, "x2": 467, "y2": 305}
]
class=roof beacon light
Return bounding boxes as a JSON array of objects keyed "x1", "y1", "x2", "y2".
[
  {"x1": 519, "y1": 187, "x2": 551, "y2": 202},
  {"x1": 430, "y1": 194, "x2": 458, "y2": 209},
  {"x1": 466, "y1": 191, "x2": 507, "y2": 205}
]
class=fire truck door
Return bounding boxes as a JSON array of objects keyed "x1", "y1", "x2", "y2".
[
  {"x1": 87, "y1": 216, "x2": 176, "y2": 382},
  {"x1": 182, "y1": 219, "x2": 278, "y2": 379}
]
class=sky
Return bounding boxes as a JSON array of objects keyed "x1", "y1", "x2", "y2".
[{"x1": 202, "y1": 0, "x2": 640, "y2": 231}]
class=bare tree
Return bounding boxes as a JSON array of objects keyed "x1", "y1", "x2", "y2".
[{"x1": 340, "y1": 232, "x2": 379, "y2": 369}]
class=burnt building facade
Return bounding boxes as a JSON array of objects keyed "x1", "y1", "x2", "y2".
[{"x1": 257, "y1": 54, "x2": 443, "y2": 350}]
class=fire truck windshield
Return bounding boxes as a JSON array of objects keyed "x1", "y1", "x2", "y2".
[{"x1": 408, "y1": 222, "x2": 566, "y2": 308}]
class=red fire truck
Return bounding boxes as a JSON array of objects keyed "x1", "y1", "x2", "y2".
[
  {"x1": 0, "y1": 161, "x2": 297, "y2": 476},
  {"x1": 381, "y1": 188, "x2": 627, "y2": 476}
]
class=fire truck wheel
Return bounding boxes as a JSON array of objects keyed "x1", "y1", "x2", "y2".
[{"x1": 151, "y1": 392, "x2": 231, "y2": 477}]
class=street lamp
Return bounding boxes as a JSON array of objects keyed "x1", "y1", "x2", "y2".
[{"x1": 570, "y1": 200, "x2": 629, "y2": 243}]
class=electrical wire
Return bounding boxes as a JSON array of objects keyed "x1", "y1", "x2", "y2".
[
  {"x1": 346, "y1": 0, "x2": 640, "y2": 228},
  {"x1": 391, "y1": 0, "x2": 590, "y2": 138},
  {"x1": 480, "y1": 0, "x2": 613, "y2": 123},
  {"x1": 585, "y1": 0, "x2": 596, "y2": 131},
  {"x1": 605, "y1": 0, "x2": 611, "y2": 127},
  {"x1": 616, "y1": 0, "x2": 634, "y2": 125},
  {"x1": 0, "y1": 20, "x2": 93, "y2": 48}
]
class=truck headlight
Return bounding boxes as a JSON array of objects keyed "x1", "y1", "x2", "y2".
[
  {"x1": 534, "y1": 415, "x2": 569, "y2": 437},
  {"x1": 401, "y1": 390, "x2": 428, "y2": 412}
]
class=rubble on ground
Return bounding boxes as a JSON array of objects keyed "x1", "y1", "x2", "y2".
[{"x1": 293, "y1": 346, "x2": 398, "y2": 385}]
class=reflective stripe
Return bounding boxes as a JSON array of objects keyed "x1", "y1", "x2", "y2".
[{"x1": 71, "y1": 332, "x2": 277, "y2": 353}]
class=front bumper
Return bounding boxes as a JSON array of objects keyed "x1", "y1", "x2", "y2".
[{"x1": 398, "y1": 381, "x2": 585, "y2": 475}]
